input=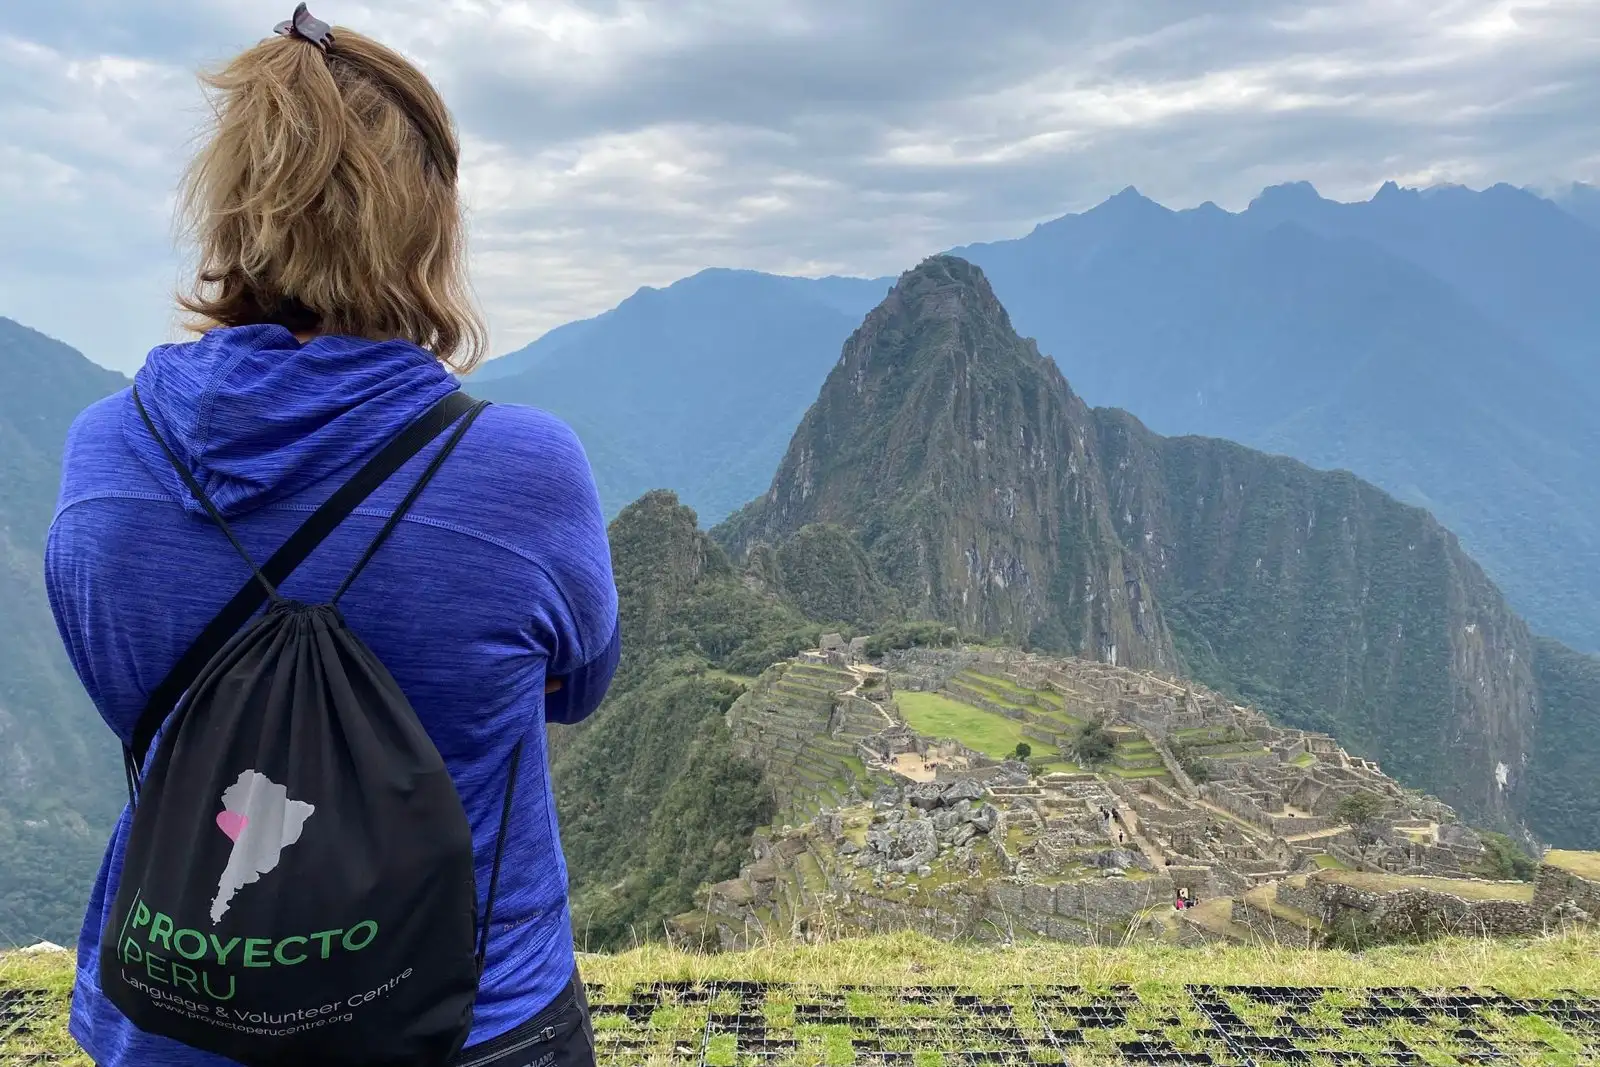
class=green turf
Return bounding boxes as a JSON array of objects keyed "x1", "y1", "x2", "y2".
[{"x1": 895, "y1": 691, "x2": 1061, "y2": 761}]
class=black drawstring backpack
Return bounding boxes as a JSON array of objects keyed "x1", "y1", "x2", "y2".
[{"x1": 103, "y1": 387, "x2": 518, "y2": 1067}]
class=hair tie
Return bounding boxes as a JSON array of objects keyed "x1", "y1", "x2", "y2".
[{"x1": 274, "y1": 3, "x2": 335, "y2": 51}]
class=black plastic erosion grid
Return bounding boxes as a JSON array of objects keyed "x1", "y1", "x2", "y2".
[{"x1": 585, "y1": 980, "x2": 1600, "y2": 1065}]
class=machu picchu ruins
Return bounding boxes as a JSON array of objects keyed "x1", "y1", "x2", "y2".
[{"x1": 678, "y1": 643, "x2": 1600, "y2": 953}]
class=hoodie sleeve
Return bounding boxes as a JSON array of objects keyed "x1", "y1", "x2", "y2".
[
  {"x1": 544, "y1": 616, "x2": 621, "y2": 725},
  {"x1": 484, "y1": 405, "x2": 621, "y2": 726}
]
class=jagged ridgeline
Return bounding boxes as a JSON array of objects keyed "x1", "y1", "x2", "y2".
[{"x1": 714, "y1": 256, "x2": 1600, "y2": 847}]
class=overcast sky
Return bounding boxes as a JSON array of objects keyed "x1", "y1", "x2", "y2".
[{"x1": 4, "y1": 0, "x2": 1598, "y2": 372}]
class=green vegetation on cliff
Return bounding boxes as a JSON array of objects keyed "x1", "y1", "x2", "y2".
[
  {"x1": 10, "y1": 931, "x2": 1600, "y2": 1066},
  {"x1": 553, "y1": 491, "x2": 836, "y2": 948},
  {"x1": 1527, "y1": 637, "x2": 1600, "y2": 849},
  {"x1": 0, "y1": 318, "x2": 127, "y2": 947},
  {"x1": 716, "y1": 256, "x2": 1174, "y2": 670},
  {"x1": 1098, "y1": 420, "x2": 1529, "y2": 826},
  {"x1": 751, "y1": 523, "x2": 901, "y2": 629}
]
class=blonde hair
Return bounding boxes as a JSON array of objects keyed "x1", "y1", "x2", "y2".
[{"x1": 177, "y1": 24, "x2": 486, "y2": 372}]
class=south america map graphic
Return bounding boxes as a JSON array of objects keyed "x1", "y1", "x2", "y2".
[{"x1": 210, "y1": 769, "x2": 316, "y2": 923}]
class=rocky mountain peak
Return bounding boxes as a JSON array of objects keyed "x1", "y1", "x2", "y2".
[
  {"x1": 718, "y1": 255, "x2": 1175, "y2": 670},
  {"x1": 714, "y1": 262, "x2": 1568, "y2": 831},
  {"x1": 837, "y1": 254, "x2": 1028, "y2": 388}
]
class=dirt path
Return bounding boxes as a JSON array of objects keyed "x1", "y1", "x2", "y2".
[
  {"x1": 844, "y1": 665, "x2": 897, "y2": 729},
  {"x1": 1194, "y1": 799, "x2": 1273, "y2": 841},
  {"x1": 1109, "y1": 802, "x2": 1168, "y2": 870},
  {"x1": 1286, "y1": 823, "x2": 1351, "y2": 843}
]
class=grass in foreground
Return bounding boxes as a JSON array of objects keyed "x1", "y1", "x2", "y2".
[
  {"x1": 578, "y1": 929, "x2": 1600, "y2": 996},
  {"x1": 0, "y1": 951, "x2": 82, "y2": 1065},
  {"x1": 10, "y1": 932, "x2": 1599, "y2": 1065}
]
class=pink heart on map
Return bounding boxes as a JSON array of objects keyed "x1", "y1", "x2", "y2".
[{"x1": 216, "y1": 811, "x2": 249, "y2": 842}]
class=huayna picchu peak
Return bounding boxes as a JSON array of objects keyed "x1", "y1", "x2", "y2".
[
  {"x1": 716, "y1": 256, "x2": 1600, "y2": 848},
  {"x1": 718, "y1": 255, "x2": 1177, "y2": 672}
]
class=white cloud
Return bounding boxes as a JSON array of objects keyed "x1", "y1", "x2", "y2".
[{"x1": 2, "y1": 0, "x2": 1598, "y2": 371}]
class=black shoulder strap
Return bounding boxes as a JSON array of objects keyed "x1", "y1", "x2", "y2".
[{"x1": 129, "y1": 389, "x2": 484, "y2": 767}]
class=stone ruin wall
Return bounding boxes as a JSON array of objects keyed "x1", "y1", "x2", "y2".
[
  {"x1": 1313, "y1": 880, "x2": 1540, "y2": 939},
  {"x1": 1299, "y1": 859, "x2": 1600, "y2": 943},
  {"x1": 1533, "y1": 863, "x2": 1600, "y2": 919},
  {"x1": 1145, "y1": 735, "x2": 1199, "y2": 796},
  {"x1": 1274, "y1": 878, "x2": 1324, "y2": 916},
  {"x1": 833, "y1": 692, "x2": 888, "y2": 732},
  {"x1": 700, "y1": 643, "x2": 1600, "y2": 953},
  {"x1": 882, "y1": 647, "x2": 977, "y2": 689},
  {"x1": 1388, "y1": 837, "x2": 1489, "y2": 880},
  {"x1": 1198, "y1": 782, "x2": 1290, "y2": 836},
  {"x1": 981, "y1": 875, "x2": 1176, "y2": 945}
]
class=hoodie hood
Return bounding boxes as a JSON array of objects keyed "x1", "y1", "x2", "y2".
[{"x1": 126, "y1": 324, "x2": 458, "y2": 517}]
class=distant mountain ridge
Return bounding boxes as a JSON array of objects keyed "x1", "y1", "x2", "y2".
[
  {"x1": 716, "y1": 257, "x2": 1600, "y2": 847},
  {"x1": 469, "y1": 180, "x2": 1600, "y2": 656},
  {"x1": 472, "y1": 269, "x2": 890, "y2": 523},
  {"x1": 1546, "y1": 181, "x2": 1600, "y2": 231},
  {"x1": 950, "y1": 181, "x2": 1600, "y2": 655}
]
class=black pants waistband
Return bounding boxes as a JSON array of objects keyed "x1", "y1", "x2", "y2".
[{"x1": 452, "y1": 971, "x2": 595, "y2": 1067}]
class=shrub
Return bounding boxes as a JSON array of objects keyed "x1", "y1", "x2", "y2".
[
  {"x1": 1072, "y1": 724, "x2": 1115, "y2": 764},
  {"x1": 1479, "y1": 831, "x2": 1537, "y2": 882}
]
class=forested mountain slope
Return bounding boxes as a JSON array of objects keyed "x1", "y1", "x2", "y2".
[
  {"x1": 548, "y1": 490, "x2": 824, "y2": 947},
  {"x1": 0, "y1": 318, "x2": 126, "y2": 945},
  {"x1": 952, "y1": 185, "x2": 1600, "y2": 654},
  {"x1": 470, "y1": 183, "x2": 1600, "y2": 654}
]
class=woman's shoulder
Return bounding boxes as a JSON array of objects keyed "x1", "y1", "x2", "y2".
[
  {"x1": 462, "y1": 397, "x2": 585, "y2": 459},
  {"x1": 63, "y1": 386, "x2": 133, "y2": 451},
  {"x1": 443, "y1": 398, "x2": 606, "y2": 535},
  {"x1": 57, "y1": 387, "x2": 147, "y2": 496},
  {"x1": 456, "y1": 400, "x2": 596, "y2": 489}
]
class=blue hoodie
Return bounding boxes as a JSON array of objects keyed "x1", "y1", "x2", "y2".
[{"x1": 44, "y1": 325, "x2": 621, "y2": 1067}]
